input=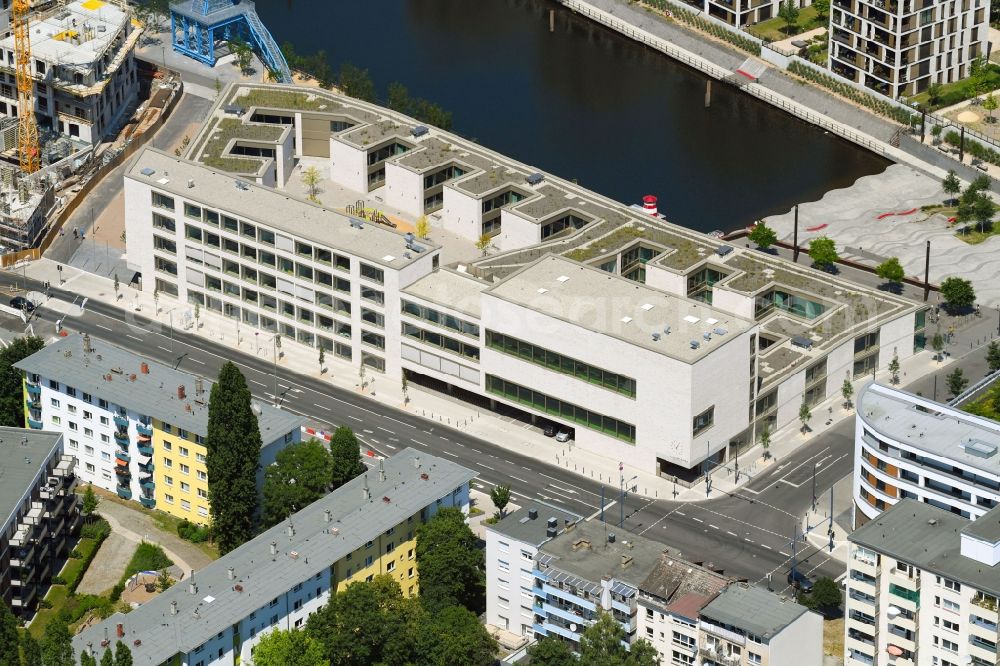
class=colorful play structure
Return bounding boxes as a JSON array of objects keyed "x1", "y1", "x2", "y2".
[{"x1": 169, "y1": 0, "x2": 291, "y2": 83}]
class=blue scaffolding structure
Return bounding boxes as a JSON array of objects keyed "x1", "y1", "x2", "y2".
[{"x1": 169, "y1": 0, "x2": 291, "y2": 83}]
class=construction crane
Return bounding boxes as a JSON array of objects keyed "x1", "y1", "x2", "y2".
[{"x1": 13, "y1": 0, "x2": 39, "y2": 173}]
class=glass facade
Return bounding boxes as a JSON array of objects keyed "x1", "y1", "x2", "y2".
[
  {"x1": 485, "y1": 331, "x2": 636, "y2": 398},
  {"x1": 486, "y1": 375, "x2": 635, "y2": 443}
]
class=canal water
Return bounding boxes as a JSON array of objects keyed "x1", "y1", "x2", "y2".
[{"x1": 257, "y1": 0, "x2": 889, "y2": 233}]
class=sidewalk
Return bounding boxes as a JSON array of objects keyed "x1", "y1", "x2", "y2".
[{"x1": 25, "y1": 258, "x2": 985, "y2": 503}]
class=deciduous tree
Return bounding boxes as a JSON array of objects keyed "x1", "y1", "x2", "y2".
[
  {"x1": 799, "y1": 401, "x2": 812, "y2": 433},
  {"x1": 888, "y1": 350, "x2": 900, "y2": 385},
  {"x1": 0, "y1": 599, "x2": 18, "y2": 666},
  {"x1": 579, "y1": 612, "x2": 659, "y2": 666},
  {"x1": 987, "y1": 341, "x2": 1000, "y2": 372},
  {"x1": 490, "y1": 483, "x2": 511, "y2": 519},
  {"x1": 22, "y1": 633, "x2": 42, "y2": 666},
  {"x1": 329, "y1": 427, "x2": 364, "y2": 490},
  {"x1": 206, "y1": 362, "x2": 262, "y2": 554},
  {"x1": 807, "y1": 237, "x2": 838, "y2": 270},
  {"x1": 748, "y1": 222, "x2": 778, "y2": 250},
  {"x1": 113, "y1": 641, "x2": 132, "y2": 666},
  {"x1": 778, "y1": 0, "x2": 800, "y2": 32},
  {"x1": 528, "y1": 637, "x2": 577, "y2": 666},
  {"x1": 251, "y1": 629, "x2": 326, "y2": 666},
  {"x1": 841, "y1": 376, "x2": 854, "y2": 408},
  {"x1": 942, "y1": 170, "x2": 961, "y2": 203},
  {"x1": 947, "y1": 367, "x2": 969, "y2": 397},
  {"x1": 82, "y1": 483, "x2": 98, "y2": 516},
  {"x1": 416, "y1": 507, "x2": 485, "y2": 613},
  {"x1": 40, "y1": 618, "x2": 73, "y2": 666},
  {"x1": 262, "y1": 439, "x2": 334, "y2": 528},
  {"x1": 759, "y1": 426, "x2": 772, "y2": 459},
  {"x1": 875, "y1": 257, "x2": 905, "y2": 288},
  {"x1": 940, "y1": 276, "x2": 976, "y2": 313},
  {"x1": 337, "y1": 63, "x2": 376, "y2": 102},
  {"x1": 301, "y1": 166, "x2": 322, "y2": 203},
  {"x1": 0, "y1": 335, "x2": 44, "y2": 427},
  {"x1": 415, "y1": 605, "x2": 497, "y2": 666}
]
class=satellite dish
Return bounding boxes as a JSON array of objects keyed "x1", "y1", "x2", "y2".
[
  {"x1": 569, "y1": 623, "x2": 578, "y2": 632},
  {"x1": 886, "y1": 606, "x2": 900, "y2": 619}
]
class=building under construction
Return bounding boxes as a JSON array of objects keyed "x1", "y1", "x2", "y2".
[{"x1": 0, "y1": 157, "x2": 56, "y2": 252}]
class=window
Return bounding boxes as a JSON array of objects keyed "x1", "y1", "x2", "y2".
[
  {"x1": 386, "y1": 561, "x2": 396, "y2": 572},
  {"x1": 197, "y1": 470, "x2": 207, "y2": 481},
  {"x1": 181, "y1": 500, "x2": 191, "y2": 510},
  {"x1": 50, "y1": 398, "x2": 60, "y2": 407},
  {"x1": 100, "y1": 416, "x2": 109, "y2": 426},
  {"x1": 748, "y1": 654, "x2": 762, "y2": 665},
  {"x1": 67, "y1": 405, "x2": 77, "y2": 414},
  {"x1": 164, "y1": 476, "x2": 173, "y2": 486},
  {"x1": 180, "y1": 482, "x2": 190, "y2": 492},
  {"x1": 165, "y1": 494, "x2": 174, "y2": 504},
  {"x1": 360, "y1": 263, "x2": 384, "y2": 285},
  {"x1": 693, "y1": 407, "x2": 714, "y2": 436},
  {"x1": 198, "y1": 488, "x2": 208, "y2": 498},
  {"x1": 83, "y1": 411, "x2": 92, "y2": 420},
  {"x1": 152, "y1": 191, "x2": 174, "y2": 210},
  {"x1": 163, "y1": 441, "x2": 173, "y2": 452},
  {"x1": 184, "y1": 203, "x2": 202, "y2": 219},
  {"x1": 180, "y1": 446, "x2": 189, "y2": 457},
  {"x1": 365, "y1": 555, "x2": 374, "y2": 567},
  {"x1": 84, "y1": 427, "x2": 93, "y2": 438},
  {"x1": 180, "y1": 464, "x2": 190, "y2": 474},
  {"x1": 163, "y1": 458, "x2": 173, "y2": 468},
  {"x1": 84, "y1": 445, "x2": 94, "y2": 455}
]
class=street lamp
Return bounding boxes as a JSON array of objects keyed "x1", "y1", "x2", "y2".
[
  {"x1": 618, "y1": 462, "x2": 637, "y2": 529},
  {"x1": 272, "y1": 334, "x2": 281, "y2": 406},
  {"x1": 811, "y1": 462, "x2": 818, "y2": 512}
]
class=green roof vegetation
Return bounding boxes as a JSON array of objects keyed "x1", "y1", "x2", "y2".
[
  {"x1": 234, "y1": 88, "x2": 339, "y2": 112},
  {"x1": 196, "y1": 118, "x2": 285, "y2": 175}
]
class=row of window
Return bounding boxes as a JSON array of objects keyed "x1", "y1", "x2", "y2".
[
  {"x1": 401, "y1": 300, "x2": 479, "y2": 338},
  {"x1": 486, "y1": 375, "x2": 635, "y2": 443},
  {"x1": 402, "y1": 322, "x2": 480, "y2": 361},
  {"x1": 484, "y1": 330, "x2": 636, "y2": 398}
]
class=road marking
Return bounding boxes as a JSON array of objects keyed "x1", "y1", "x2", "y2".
[
  {"x1": 744, "y1": 538, "x2": 753, "y2": 543},
  {"x1": 347, "y1": 415, "x2": 363, "y2": 422},
  {"x1": 475, "y1": 463, "x2": 495, "y2": 471},
  {"x1": 441, "y1": 450, "x2": 458, "y2": 458},
  {"x1": 586, "y1": 501, "x2": 615, "y2": 521},
  {"x1": 675, "y1": 511, "x2": 686, "y2": 516},
  {"x1": 312, "y1": 403, "x2": 331, "y2": 411},
  {"x1": 439, "y1": 436, "x2": 450, "y2": 442},
  {"x1": 251, "y1": 380, "x2": 267, "y2": 387},
  {"x1": 189, "y1": 357, "x2": 205, "y2": 365},
  {"x1": 456, "y1": 442, "x2": 465, "y2": 447},
  {"x1": 158, "y1": 346, "x2": 171, "y2": 352},
  {"x1": 411, "y1": 439, "x2": 428, "y2": 447},
  {"x1": 384, "y1": 443, "x2": 396, "y2": 450},
  {"x1": 126, "y1": 334, "x2": 142, "y2": 342},
  {"x1": 692, "y1": 517, "x2": 704, "y2": 523},
  {"x1": 761, "y1": 544, "x2": 773, "y2": 550},
  {"x1": 780, "y1": 551, "x2": 790, "y2": 557},
  {"x1": 470, "y1": 448, "x2": 481, "y2": 454},
  {"x1": 521, "y1": 466, "x2": 532, "y2": 471},
  {"x1": 377, "y1": 427, "x2": 395, "y2": 434},
  {"x1": 727, "y1": 531, "x2": 738, "y2": 537},
  {"x1": 709, "y1": 524, "x2": 719, "y2": 530},
  {"x1": 96, "y1": 324, "x2": 112, "y2": 331},
  {"x1": 363, "y1": 429, "x2": 374, "y2": 434},
  {"x1": 510, "y1": 476, "x2": 528, "y2": 484}
]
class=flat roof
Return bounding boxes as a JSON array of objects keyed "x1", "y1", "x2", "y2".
[
  {"x1": 338, "y1": 119, "x2": 413, "y2": 149},
  {"x1": 0, "y1": 428, "x2": 62, "y2": 531},
  {"x1": 538, "y1": 520, "x2": 671, "y2": 590},
  {"x1": 484, "y1": 255, "x2": 755, "y2": 363},
  {"x1": 14, "y1": 334, "x2": 303, "y2": 440},
  {"x1": 73, "y1": 448, "x2": 476, "y2": 664},
  {"x1": 126, "y1": 148, "x2": 438, "y2": 269},
  {"x1": 393, "y1": 137, "x2": 491, "y2": 174},
  {"x1": 963, "y1": 504, "x2": 1000, "y2": 543},
  {"x1": 488, "y1": 503, "x2": 583, "y2": 546},
  {"x1": 700, "y1": 583, "x2": 810, "y2": 639},
  {"x1": 859, "y1": 383, "x2": 1000, "y2": 479},
  {"x1": 850, "y1": 499, "x2": 1000, "y2": 598},
  {"x1": 3, "y1": 0, "x2": 130, "y2": 67},
  {"x1": 401, "y1": 268, "x2": 491, "y2": 319}
]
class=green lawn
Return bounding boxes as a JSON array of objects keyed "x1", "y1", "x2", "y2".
[
  {"x1": 911, "y1": 64, "x2": 1000, "y2": 109},
  {"x1": 28, "y1": 585, "x2": 69, "y2": 639},
  {"x1": 748, "y1": 6, "x2": 824, "y2": 41},
  {"x1": 963, "y1": 383, "x2": 1000, "y2": 418}
]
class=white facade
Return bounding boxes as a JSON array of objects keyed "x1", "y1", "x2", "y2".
[
  {"x1": 636, "y1": 596, "x2": 701, "y2": 664},
  {"x1": 853, "y1": 383, "x2": 1000, "y2": 527}
]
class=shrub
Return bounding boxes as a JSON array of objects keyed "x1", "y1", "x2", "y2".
[
  {"x1": 38, "y1": 599, "x2": 52, "y2": 609},
  {"x1": 640, "y1": 0, "x2": 762, "y2": 55},
  {"x1": 110, "y1": 582, "x2": 126, "y2": 602},
  {"x1": 177, "y1": 519, "x2": 211, "y2": 544},
  {"x1": 787, "y1": 61, "x2": 916, "y2": 125},
  {"x1": 50, "y1": 576, "x2": 66, "y2": 586},
  {"x1": 80, "y1": 519, "x2": 111, "y2": 541},
  {"x1": 68, "y1": 549, "x2": 81, "y2": 559}
]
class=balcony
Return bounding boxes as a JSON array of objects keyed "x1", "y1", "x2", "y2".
[
  {"x1": 136, "y1": 422, "x2": 153, "y2": 437},
  {"x1": 139, "y1": 496, "x2": 156, "y2": 509},
  {"x1": 851, "y1": 555, "x2": 879, "y2": 579},
  {"x1": 137, "y1": 443, "x2": 154, "y2": 457},
  {"x1": 114, "y1": 431, "x2": 130, "y2": 446},
  {"x1": 27, "y1": 417, "x2": 42, "y2": 429},
  {"x1": 970, "y1": 634, "x2": 998, "y2": 655},
  {"x1": 115, "y1": 465, "x2": 130, "y2": 478},
  {"x1": 25, "y1": 397, "x2": 40, "y2": 411},
  {"x1": 139, "y1": 477, "x2": 155, "y2": 490},
  {"x1": 848, "y1": 628, "x2": 876, "y2": 647},
  {"x1": 849, "y1": 589, "x2": 878, "y2": 610},
  {"x1": 543, "y1": 601, "x2": 594, "y2": 625},
  {"x1": 888, "y1": 568, "x2": 919, "y2": 591},
  {"x1": 138, "y1": 461, "x2": 154, "y2": 474},
  {"x1": 699, "y1": 621, "x2": 746, "y2": 646},
  {"x1": 971, "y1": 614, "x2": 999, "y2": 633},
  {"x1": 115, "y1": 452, "x2": 130, "y2": 465},
  {"x1": 113, "y1": 414, "x2": 129, "y2": 429},
  {"x1": 531, "y1": 623, "x2": 548, "y2": 637},
  {"x1": 25, "y1": 382, "x2": 41, "y2": 396},
  {"x1": 542, "y1": 583, "x2": 597, "y2": 612},
  {"x1": 888, "y1": 584, "x2": 919, "y2": 611},
  {"x1": 116, "y1": 486, "x2": 132, "y2": 500}
]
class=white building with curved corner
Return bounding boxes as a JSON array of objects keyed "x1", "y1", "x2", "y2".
[{"x1": 853, "y1": 382, "x2": 1000, "y2": 528}]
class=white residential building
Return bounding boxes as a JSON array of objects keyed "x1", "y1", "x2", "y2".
[
  {"x1": 72, "y1": 448, "x2": 475, "y2": 666},
  {"x1": 845, "y1": 499, "x2": 1000, "y2": 666},
  {"x1": 853, "y1": 382, "x2": 1000, "y2": 528}
]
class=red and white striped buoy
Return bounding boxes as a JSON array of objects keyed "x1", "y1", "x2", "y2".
[{"x1": 642, "y1": 195, "x2": 658, "y2": 216}]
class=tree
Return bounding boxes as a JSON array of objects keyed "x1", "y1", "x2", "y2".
[
  {"x1": 808, "y1": 577, "x2": 843, "y2": 610},
  {"x1": 79, "y1": 653, "x2": 97, "y2": 666},
  {"x1": 205, "y1": 362, "x2": 262, "y2": 554},
  {"x1": 262, "y1": 439, "x2": 334, "y2": 528},
  {"x1": 0, "y1": 599, "x2": 18, "y2": 666},
  {"x1": 22, "y1": 633, "x2": 42, "y2": 666},
  {"x1": 841, "y1": 376, "x2": 854, "y2": 408},
  {"x1": 99, "y1": 651, "x2": 112, "y2": 666},
  {"x1": 927, "y1": 82, "x2": 943, "y2": 106},
  {"x1": 416, "y1": 507, "x2": 485, "y2": 613},
  {"x1": 337, "y1": 63, "x2": 376, "y2": 102},
  {"x1": 156, "y1": 569, "x2": 173, "y2": 592},
  {"x1": 528, "y1": 637, "x2": 577, "y2": 666},
  {"x1": 812, "y1": 0, "x2": 830, "y2": 16},
  {"x1": 329, "y1": 427, "x2": 365, "y2": 490},
  {"x1": 490, "y1": 483, "x2": 511, "y2": 519},
  {"x1": 947, "y1": 367, "x2": 969, "y2": 397},
  {"x1": 972, "y1": 174, "x2": 992, "y2": 192},
  {"x1": 415, "y1": 605, "x2": 497, "y2": 666},
  {"x1": 932, "y1": 332, "x2": 945, "y2": 362},
  {"x1": 578, "y1": 612, "x2": 659, "y2": 666},
  {"x1": 807, "y1": 237, "x2": 838, "y2": 270},
  {"x1": 778, "y1": 0, "x2": 800, "y2": 32},
  {"x1": 82, "y1": 483, "x2": 98, "y2": 516},
  {"x1": 113, "y1": 642, "x2": 132, "y2": 666},
  {"x1": 987, "y1": 341, "x2": 1000, "y2": 372},
  {"x1": 475, "y1": 233, "x2": 493, "y2": 256},
  {"x1": 387, "y1": 81, "x2": 413, "y2": 115},
  {"x1": 942, "y1": 170, "x2": 961, "y2": 204},
  {"x1": 874, "y1": 257, "x2": 905, "y2": 291},
  {"x1": 40, "y1": 618, "x2": 73, "y2": 666},
  {"x1": 252, "y1": 629, "x2": 326, "y2": 666},
  {"x1": 985, "y1": 92, "x2": 999, "y2": 123},
  {"x1": 415, "y1": 216, "x2": 430, "y2": 239},
  {"x1": 318, "y1": 346, "x2": 325, "y2": 373},
  {"x1": 972, "y1": 190, "x2": 996, "y2": 233},
  {"x1": 0, "y1": 335, "x2": 44, "y2": 427},
  {"x1": 748, "y1": 222, "x2": 778, "y2": 250},
  {"x1": 799, "y1": 401, "x2": 812, "y2": 433},
  {"x1": 940, "y1": 276, "x2": 976, "y2": 313},
  {"x1": 228, "y1": 38, "x2": 254, "y2": 76},
  {"x1": 759, "y1": 426, "x2": 772, "y2": 459},
  {"x1": 113, "y1": 273, "x2": 119, "y2": 298},
  {"x1": 969, "y1": 55, "x2": 990, "y2": 97},
  {"x1": 888, "y1": 350, "x2": 900, "y2": 385},
  {"x1": 301, "y1": 166, "x2": 322, "y2": 203}
]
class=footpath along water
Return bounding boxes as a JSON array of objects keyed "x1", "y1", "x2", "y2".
[{"x1": 258, "y1": 0, "x2": 889, "y2": 233}]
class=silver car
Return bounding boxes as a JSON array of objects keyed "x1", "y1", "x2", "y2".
[{"x1": 555, "y1": 428, "x2": 573, "y2": 442}]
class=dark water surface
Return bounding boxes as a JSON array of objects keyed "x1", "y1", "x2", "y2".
[{"x1": 258, "y1": 0, "x2": 889, "y2": 232}]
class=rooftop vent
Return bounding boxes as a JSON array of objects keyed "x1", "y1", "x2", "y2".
[
  {"x1": 350, "y1": 218, "x2": 365, "y2": 230},
  {"x1": 546, "y1": 526, "x2": 557, "y2": 538},
  {"x1": 177, "y1": 385, "x2": 186, "y2": 400},
  {"x1": 928, "y1": 518, "x2": 938, "y2": 526},
  {"x1": 140, "y1": 167, "x2": 155, "y2": 177},
  {"x1": 663, "y1": 325, "x2": 671, "y2": 335},
  {"x1": 703, "y1": 332, "x2": 712, "y2": 341},
  {"x1": 187, "y1": 179, "x2": 195, "y2": 189},
  {"x1": 571, "y1": 538, "x2": 591, "y2": 551},
  {"x1": 235, "y1": 180, "x2": 250, "y2": 191},
  {"x1": 962, "y1": 439, "x2": 998, "y2": 459},
  {"x1": 690, "y1": 340, "x2": 700, "y2": 349},
  {"x1": 547, "y1": 517, "x2": 558, "y2": 528},
  {"x1": 621, "y1": 554, "x2": 634, "y2": 568},
  {"x1": 411, "y1": 125, "x2": 429, "y2": 138},
  {"x1": 528, "y1": 508, "x2": 538, "y2": 520},
  {"x1": 791, "y1": 336, "x2": 813, "y2": 350},
  {"x1": 713, "y1": 327, "x2": 728, "y2": 336},
  {"x1": 651, "y1": 333, "x2": 660, "y2": 342},
  {"x1": 608, "y1": 533, "x2": 616, "y2": 543},
  {"x1": 715, "y1": 246, "x2": 733, "y2": 257},
  {"x1": 526, "y1": 172, "x2": 544, "y2": 186},
  {"x1": 222, "y1": 104, "x2": 245, "y2": 115},
  {"x1": 227, "y1": 567, "x2": 234, "y2": 580}
]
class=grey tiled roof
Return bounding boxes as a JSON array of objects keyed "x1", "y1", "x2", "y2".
[
  {"x1": 487, "y1": 502, "x2": 583, "y2": 547},
  {"x1": 73, "y1": 448, "x2": 476, "y2": 664},
  {"x1": 14, "y1": 334, "x2": 303, "y2": 440},
  {"x1": 699, "y1": 583, "x2": 810, "y2": 640},
  {"x1": 0, "y1": 428, "x2": 62, "y2": 530}
]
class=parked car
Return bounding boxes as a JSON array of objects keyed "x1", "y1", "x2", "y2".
[
  {"x1": 787, "y1": 569, "x2": 813, "y2": 593},
  {"x1": 555, "y1": 428, "x2": 573, "y2": 443},
  {"x1": 541, "y1": 422, "x2": 557, "y2": 437},
  {"x1": 9, "y1": 296, "x2": 35, "y2": 313}
]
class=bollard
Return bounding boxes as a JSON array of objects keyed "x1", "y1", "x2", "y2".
[
  {"x1": 705, "y1": 80, "x2": 711, "y2": 108},
  {"x1": 549, "y1": 8, "x2": 555, "y2": 31}
]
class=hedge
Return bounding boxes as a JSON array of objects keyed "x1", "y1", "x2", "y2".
[
  {"x1": 177, "y1": 519, "x2": 211, "y2": 544},
  {"x1": 787, "y1": 61, "x2": 917, "y2": 125},
  {"x1": 640, "y1": 0, "x2": 762, "y2": 55},
  {"x1": 67, "y1": 518, "x2": 111, "y2": 593},
  {"x1": 944, "y1": 129, "x2": 1000, "y2": 167}
]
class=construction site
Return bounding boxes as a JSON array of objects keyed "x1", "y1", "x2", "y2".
[{"x1": 0, "y1": 0, "x2": 178, "y2": 255}]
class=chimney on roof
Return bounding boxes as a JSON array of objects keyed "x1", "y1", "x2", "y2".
[
  {"x1": 362, "y1": 475, "x2": 370, "y2": 501},
  {"x1": 195, "y1": 377, "x2": 204, "y2": 396},
  {"x1": 621, "y1": 554, "x2": 634, "y2": 569},
  {"x1": 323, "y1": 509, "x2": 331, "y2": 523},
  {"x1": 227, "y1": 566, "x2": 235, "y2": 580},
  {"x1": 177, "y1": 385, "x2": 186, "y2": 400},
  {"x1": 270, "y1": 540, "x2": 278, "y2": 559},
  {"x1": 116, "y1": 624, "x2": 123, "y2": 638},
  {"x1": 412, "y1": 456, "x2": 421, "y2": 469},
  {"x1": 83, "y1": 333, "x2": 92, "y2": 354},
  {"x1": 170, "y1": 600, "x2": 177, "y2": 616},
  {"x1": 378, "y1": 458, "x2": 385, "y2": 482},
  {"x1": 287, "y1": 522, "x2": 295, "y2": 539},
  {"x1": 140, "y1": 362, "x2": 149, "y2": 374},
  {"x1": 188, "y1": 579, "x2": 197, "y2": 595}
]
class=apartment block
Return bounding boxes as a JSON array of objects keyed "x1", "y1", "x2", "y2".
[
  {"x1": 73, "y1": 448, "x2": 475, "y2": 666},
  {"x1": 845, "y1": 499, "x2": 1000, "y2": 666},
  {"x1": 0, "y1": 428, "x2": 80, "y2": 620},
  {"x1": 16, "y1": 334, "x2": 303, "y2": 525},
  {"x1": 854, "y1": 382, "x2": 1000, "y2": 527},
  {"x1": 0, "y1": 0, "x2": 140, "y2": 144},
  {"x1": 698, "y1": 583, "x2": 823, "y2": 666},
  {"x1": 828, "y1": 0, "x2": 989, "y2": 98}
]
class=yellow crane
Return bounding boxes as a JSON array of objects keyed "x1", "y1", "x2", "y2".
[{"x1": 13, "y1": 0, "x2": 39, "y2": 173}]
